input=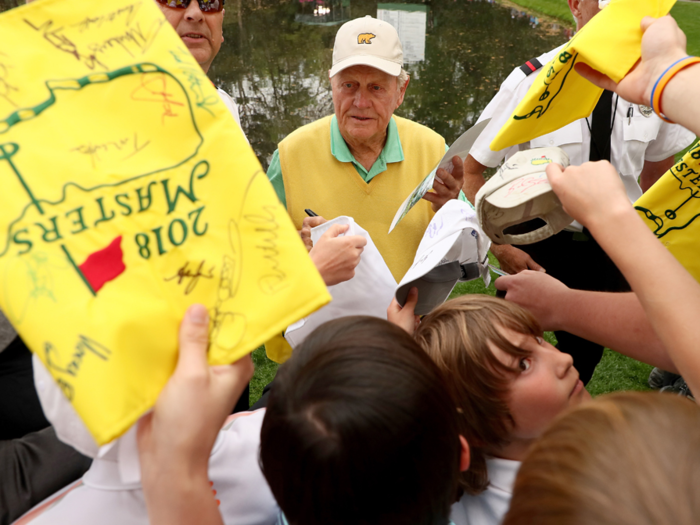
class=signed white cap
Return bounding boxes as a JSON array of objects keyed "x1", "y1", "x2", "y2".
[
  {"x1": 475, "y1": 147, "x2": 572, "y2": 245},
  {"x1": 330, "y1": 16, "x2": 403, "y2": 77},
  {"x1": 396, "y1": 200, "x2": 490, "y2": 316}
]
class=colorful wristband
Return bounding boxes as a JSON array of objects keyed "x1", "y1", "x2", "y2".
[{"x1": 650, "y1": 56, "x2": 700, "y2": 124}]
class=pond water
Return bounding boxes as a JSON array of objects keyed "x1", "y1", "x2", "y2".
[
  {"x1": 211, "y1": 0, "x2": 572, "y2": 169},
  {"x1": 0, "y1": 0, "x2": 573, "y2": 169}
]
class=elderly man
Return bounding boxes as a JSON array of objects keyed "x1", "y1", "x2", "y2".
[
  {"x1": 462, "y1": 0, "x2": 695, "y2": 383},
  {"x1": 266, "y1": 16, "x2": 465, "y2": 282}
]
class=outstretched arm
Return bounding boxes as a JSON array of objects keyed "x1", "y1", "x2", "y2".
[
  {"x1": 495, "y1": 271, "x2": 676, "y2": 372},
  {"x1": 546, "y1": 160, "x2": 700, "y2": 397},
  {"x1": 576, "y1": 16, "x2": 700, "y2": 136},
  {"x1": 562, "y1": 16, "x2": 700, "y2": 393}
]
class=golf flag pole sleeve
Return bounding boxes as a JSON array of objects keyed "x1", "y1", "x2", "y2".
[
  {"x1": 0, "y1": 0, "x2": 330, "y2": 445},
  {"x1": 490, "y1": 0, "x2": 676, "y2": 152}
]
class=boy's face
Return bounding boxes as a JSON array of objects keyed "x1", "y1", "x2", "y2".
[{"x1": 491, "y1": 328, "x2": 591, "y2": 450}]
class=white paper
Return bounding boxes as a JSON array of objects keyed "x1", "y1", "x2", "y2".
[
  {"x1": 285, "y1": 217, "x2": 396, "y2": 349},
  {"x1": 388, "y1": 118, "x2": 491, "y2": 233}
]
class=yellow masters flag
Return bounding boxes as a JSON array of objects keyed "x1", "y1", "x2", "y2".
[
  {"x1": 635, "y1": 143, "x2": 700, "y2": 282},
  {"x1": 490, "y1": 0, "x2": 676, "y2": 151},
  {"x1": 0, "y1": 0, "x2": 330, "y2": 444}
]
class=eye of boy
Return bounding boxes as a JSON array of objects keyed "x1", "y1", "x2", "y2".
[
  {"x1": 518, "y1": 336, "x2": 545, "y2": 372},
  {"x1": 519, "y1": 357, "x2": 531, "y2": 372}
]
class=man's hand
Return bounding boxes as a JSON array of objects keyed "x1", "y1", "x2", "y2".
[
  {"x1": 300, "y1": 227, "x2": 313, "y2": 252},
  {"x1": 495, "y1": 271, "x2": 570, "y2": 331},
  {"x1": 490, "y1": 244, "x2": 545, "y2": 275},
  {"x1": 299, "y1": 216, "x2": 327, "y2": 252},
  {"x1": 575, "y1": 16, "x2": 687, "y2": 107},
  {"x1": 423, "y1": 156, "x2": 464, "y2": 212},
  {"x1": 387, "y1": 288, "x2": 420, "y2": 335},
  {"x1": 309, "y1": 224, "x2": 367, "y2": 286},
  {"x1": 545, "y1": 161, "x2": 632, "y2": 232}
]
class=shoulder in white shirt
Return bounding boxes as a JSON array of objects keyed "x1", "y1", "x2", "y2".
[
  {"x1": 21, "y1": 409, "x2": 278, "y2": 525},
  {"x1": 450, "y1": 457, "x2": 520, "y2": 525}
]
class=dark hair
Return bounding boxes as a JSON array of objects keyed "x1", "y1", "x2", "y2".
[
  {"x1": 260, "y1": 316, "x2": 461, "y2": 525},
  {"x1": 415, "y1": 295, "x2": 541, "y2": 495},
  {"x1": 504, "y1": 392, "x2": 700, "y2": 525}
]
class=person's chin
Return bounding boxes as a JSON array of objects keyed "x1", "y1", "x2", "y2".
[
  {"x1": 345, "y1": 123, "x2": 377, "y2": 140},
  {"x1": 186, "y1": 46, "x2": 212, "y2": 64}
]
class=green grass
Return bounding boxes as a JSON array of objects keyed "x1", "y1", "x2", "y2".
[
  {"x1": 250, "y1": 345, "x2": 277, "y2": 404},
  {"x1": 672, "y1": 2, "x2": 700, "y2": 58},
  {"x1": 499, "y1": 0, "x2": 575, "y2": 25},
  {"x1": 587, "y1": 349, "x2": 654, "y2": 396},
  {"x1": 500, "y1": 0, "x2": 700, "y2": 48}
]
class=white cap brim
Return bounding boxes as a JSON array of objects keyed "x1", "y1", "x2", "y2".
[
  {"x1": 396, "y1": 230, "x2": 463, "y2": 315},
  {"x1": 396, "y1": 201, "x2": 490, "y2": 315},
  {"x1": 329, "y1": 54, "x2": 402, "y2": 78}
]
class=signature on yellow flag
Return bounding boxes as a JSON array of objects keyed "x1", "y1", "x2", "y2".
[
  {"x1": 635, "y1": 143, "x2": 700, "y2": 282},
  {"x1": 490, "y1": 0, "x2": 676, "y2": 152},
  {"x1": 0, "y1": 0, "x2": 329, "y2": 444}
]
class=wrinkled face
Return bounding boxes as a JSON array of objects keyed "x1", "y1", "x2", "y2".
[
  {"x1": 491, "y1": 328, "x2": 591, "y2": 443},
  {"x1": 331, "y1": 65, "x2": 407, "y2": 147},
  {"x1": 155, "y1": 0, "x2": 224, "y2": 73}
]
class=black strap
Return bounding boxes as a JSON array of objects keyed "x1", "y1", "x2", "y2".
[
  {"x1": 519, "y1": 58, "x2": 543, "y2": 76},
  {"x1": 460, "y1": 262, "x2": 481, "y2": 281},
  {"x1": 589, "y1": 90, "x2": 614, "y2": 161}
]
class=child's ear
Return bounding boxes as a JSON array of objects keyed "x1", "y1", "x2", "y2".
[{"x1": 459, "y1": 435, "x2": 470, "y2": 472}]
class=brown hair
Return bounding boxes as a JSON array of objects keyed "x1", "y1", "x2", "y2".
[
  {"x1": 261, "y1": 316, "x2": 461, "y2": 525},
  {"x1": 414, "y1": 295, "x2": 542, "y2": 495},
  {"x1": 504, "y1": 392, "x2": 700, "y2": 525}
]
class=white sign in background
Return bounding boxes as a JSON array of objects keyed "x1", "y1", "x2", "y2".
[{"x1": 377, "y1": 7, "x2": 427, "y2": 63}]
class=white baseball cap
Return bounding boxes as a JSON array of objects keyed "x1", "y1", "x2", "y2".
[
  {"x1": 475, "y1": 147, "x2": 572, "y2": 245},
  {"x1": 396, "y1": 201, "x2": 491, "y2": 316},
  {"x1": 329, "y1": 16, "x2": 403, "y2": 78}
]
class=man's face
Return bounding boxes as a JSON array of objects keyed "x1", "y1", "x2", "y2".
[
  {"x1": 568, "y1": 0, "x2": 600, "y2": 30},
  {"x1": 330, "y1": 65, "x2": 408, "y2": 147},
  {"x1": 155, "y1": 0, "x2": 224, "y2": 73}
]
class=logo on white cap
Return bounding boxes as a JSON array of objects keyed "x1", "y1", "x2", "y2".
[
  {"x1": 357, "y1": 33, "x2": 376, "y2": 44},
  {"x1": 330, "y1": 16, "x2": 403, "y2": 77}
]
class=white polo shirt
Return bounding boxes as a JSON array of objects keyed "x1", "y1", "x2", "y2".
[
  {"x1": 450, "y1": 457, "x2": 520, "y2": 525},
  {"x1": 218, "y1": 88, "x2": 243, "y2": 130},
  {"x1": 20, "y1": 410, "x2": 279, "y2": 525},
  {"x1": 470, "y1": 45, "x2": 696, "y2": 231}
]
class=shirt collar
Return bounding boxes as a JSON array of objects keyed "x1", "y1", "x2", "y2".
[{"x1": 277, "y1": 512, "x2": 455, "y2": 525}]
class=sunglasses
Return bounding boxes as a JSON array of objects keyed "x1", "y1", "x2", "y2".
[{"x1": 156, "y1": 0, "x2": 225, "y2": 13}]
